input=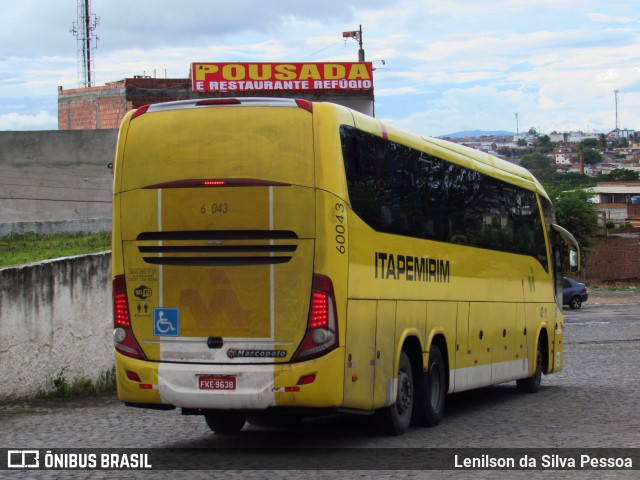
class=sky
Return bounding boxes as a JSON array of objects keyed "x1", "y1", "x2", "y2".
[{"x1": 1, "y1": 0, "x2": 639, "y2": 137}]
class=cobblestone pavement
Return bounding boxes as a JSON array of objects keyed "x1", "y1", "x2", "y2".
[{"x1": 1, "y1": 300, "x2": 638, "y2": 479}]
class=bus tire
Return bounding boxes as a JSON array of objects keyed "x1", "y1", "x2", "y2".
[
  {"x1": 421, "y1": 344, "x2": 446, "y2": 426},
  {"x1": 517, "y1": 340, "x2": 542, "y2": 393},
  {"x1": 204, "y1": 412, "x2": 247, "y2": 434},
  {"x1": 377, "y1": 350, "x2": 413, "y2": 436}
]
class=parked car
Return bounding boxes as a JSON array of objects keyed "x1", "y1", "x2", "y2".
[{"x1": 563, "y1": 277, "x2": 588, "y2": 309}]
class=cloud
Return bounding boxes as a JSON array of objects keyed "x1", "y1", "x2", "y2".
[
  {"x1": 1, "y1": 0, "x2": 639, "y2": 134},
  {"x1": 0, "y1": 111, "x2": 57, "y2": 131},
  {"x1": 89, "y1": 0, "x2": 389, "y2": 53},
  {"x1": 587, "y1": 13, "x2": 637, "y2": 24}
]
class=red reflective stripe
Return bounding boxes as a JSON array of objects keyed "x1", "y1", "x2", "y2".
[
  {"x1": 295, "y1": 98, "x2": 313, "y2": 112},
  {"x1": 379, "y1": 121, "x2": 388, "y2": 140},
  {"x1": 131, "y1": 104, "x2": 150, "y2": 120}
]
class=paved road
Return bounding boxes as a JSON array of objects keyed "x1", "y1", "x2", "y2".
[{"x1": 1, "y1": 301, "x2": 638, "y2": 479}]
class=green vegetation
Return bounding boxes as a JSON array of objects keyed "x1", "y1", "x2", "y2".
[
  {"x1": 38, "y1": 367, "x2": 116, "y2": 399},
  {"x1": 14, "y1": 408, "x2": 40, "y2": 414},
  {"x1": 599, "y1": 168, "x2": 640, "y2": 182},
  {"x1": 589, "y1": 282, "x2": 640, "y2": 293},
  {"x1": 547, "y1": 187, "x2": 601, "y2": 250},
  {"x1": 0, "y1": 231, "x2": 111, "y2": 268}
]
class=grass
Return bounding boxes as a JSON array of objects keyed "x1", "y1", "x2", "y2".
[
  {"x1": 38, "y1": 367, "x2": 117, "y2": 399},
  {"x1": 0, "y1": 231, "x2": 111, "y2": 268},
  {"x1": 589, "y1": 281, "x2": 640, "y2": 293}
]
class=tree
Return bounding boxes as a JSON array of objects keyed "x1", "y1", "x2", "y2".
[
  {"x1": 599, "y1": 168, "x2": 640, "y2": 181},
  {"x1": 549, "y1": 188, "x2": 600, "y2": 250},
  {"x1": 582, "y1": 148, "x2": 602, "y2": 165},
  {"x1": 598, "y1": 133, "x2": 608, "y2": 150},
  {"x1": 519, "y1": 153, "x2": 551, "y2": 171},
  {"x1": 535, "y1": 134, "x2": 554, "y2": 153},
  {"x1": 579, "y1": 138, "x2": 599, "y2": 149}
]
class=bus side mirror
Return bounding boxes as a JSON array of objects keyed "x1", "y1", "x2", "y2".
[
  {"x1": 569, "y1": 250, "x2": 578, "y2": 272},
  {"x1": 552, "y1": 224, "x2": 581, "y2": 272}
]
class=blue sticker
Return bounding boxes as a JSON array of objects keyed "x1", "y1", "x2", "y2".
[{"x1": 153, "y1": 308, "x2": 179, "y2": 337}]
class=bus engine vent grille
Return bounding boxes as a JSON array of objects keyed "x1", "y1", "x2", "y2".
[{"x1": 136, "y1": 230, "x2": 298, "y2": 267}]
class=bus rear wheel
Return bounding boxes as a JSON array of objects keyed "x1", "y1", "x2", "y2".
[
  {"x1": 421, "y1": 344, "x2": 446, "y2": 426},
  {"x1": 204, "y1": 412, "x2": 247, "y2": 434},
  {"x1": 517, "y1": 340, "x2": 542, "y2": 393},
  {"x1": 377, "y1": 350, "x2": 413, "y2": 435}
]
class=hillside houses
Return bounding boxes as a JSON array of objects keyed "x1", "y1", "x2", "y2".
[{"x1": 588, "y1": 182, "x2": 640, "y2": 227}]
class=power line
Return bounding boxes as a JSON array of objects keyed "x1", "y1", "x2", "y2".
[{"x1": 299, "y1": 40, "x2": 343, "y2": 61}]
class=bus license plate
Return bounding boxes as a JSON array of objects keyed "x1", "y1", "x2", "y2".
[{"x1": 198, "y1": 375, "x2": 236, "y2": 390}]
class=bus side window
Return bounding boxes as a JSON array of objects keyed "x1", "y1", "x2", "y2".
[{"x1": 340, "y1": 125, "x2": 361, "y2": 178}]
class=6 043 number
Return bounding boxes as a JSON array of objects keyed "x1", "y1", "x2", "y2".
[
  {"x1": 335, "y1": 203, "x2": 346, "y2": 254},
  {"x1": 200, "y1": 203, "x2": 229, "y2": 215}
]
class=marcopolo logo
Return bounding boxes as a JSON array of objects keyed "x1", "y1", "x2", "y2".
[{"x1": 227, "y1": 349, "x2": 286, "y2": 359}]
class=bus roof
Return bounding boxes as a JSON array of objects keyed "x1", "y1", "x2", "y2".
[{"x1": 340, "y1": 103, "x2": 548, "y2": 199}]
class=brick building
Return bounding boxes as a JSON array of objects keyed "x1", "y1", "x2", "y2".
[
  {"x1": 58, "y1": 74, "x2": 375, "y2": 130},
  {"x1": 58, "y1": 77, "x2": 202, "y2": 130},
  {"x1": 585, "y1": 235, "x2": 640, "y2": 282}
]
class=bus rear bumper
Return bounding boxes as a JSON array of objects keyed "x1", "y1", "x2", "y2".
[{"x1": 115, "y1": 348, "x2": 345, "y2": 411}]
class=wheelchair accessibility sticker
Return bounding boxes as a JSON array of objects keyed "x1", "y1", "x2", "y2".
[{"x1": 153, "y1": 308, "x2": 179, "y2": 337}]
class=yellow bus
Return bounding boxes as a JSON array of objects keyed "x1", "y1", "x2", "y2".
[{"x1": 111, "y1": 97, "x2": 579, "y2": 435}]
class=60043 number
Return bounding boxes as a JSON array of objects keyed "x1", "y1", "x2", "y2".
[{"x1": 335, "y1": 203, "x2": 347, "y2": 254}]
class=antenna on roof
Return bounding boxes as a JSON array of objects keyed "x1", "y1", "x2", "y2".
[{"x1": 70, "y1": 0, "x2": 99, "y2": 87}]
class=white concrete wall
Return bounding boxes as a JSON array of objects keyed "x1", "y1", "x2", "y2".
[
  {"x1": 0, "y1": 252, "x2": 112, "y2": 401},
  {"x1": 0, "y1": 130, "x2": 117, "y2": 223}
]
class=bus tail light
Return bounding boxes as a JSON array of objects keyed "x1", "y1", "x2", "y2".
[
  {"x1": 295, "y1": 98, "x2": 313, "y2": 112},
  {"x1": 196, "y1": 99, "x2": 241, "y2": 106},
  {"x1": 292, "y1": 275, "x2": 338, "y2": 362},
  {"x1": 113, "y1": 275, "x2": 147, "y2": 360},
  {"x1": 131, "y1": 104, "x2": 150, "y2": 120}
]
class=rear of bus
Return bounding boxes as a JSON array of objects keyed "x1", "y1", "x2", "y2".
[{"x1": 111, "y1": 98, "x2": 348, "y2": 428}]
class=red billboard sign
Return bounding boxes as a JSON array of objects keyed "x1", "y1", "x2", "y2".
[{"x1": 191, "y1": 62, "x2": 373, "y2": 92}]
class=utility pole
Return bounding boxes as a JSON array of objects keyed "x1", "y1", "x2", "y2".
[
  {"x1": 614, "y1": 89, "x2": 620, "y2": 136},
  {"x1": 343, "y1": 25, "x2": 365, "y2": 61}
]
